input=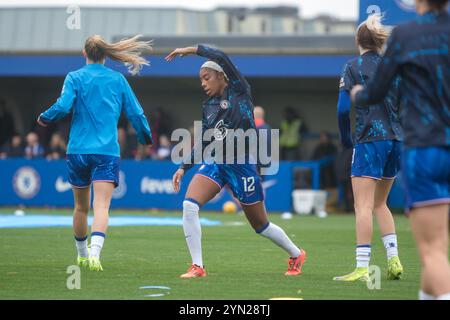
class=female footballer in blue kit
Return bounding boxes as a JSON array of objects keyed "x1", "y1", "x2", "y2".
[
  {"x1": 334, "y1": 14, "x2": 404, "y2": 282},
  {"x1": 166, "y1": 45, "x2": 306, "y2": 278},
  {"x1": 37, "y1": 35, "x2": 153, "y2": 271},
  {"x1": 352, "y1": 0, "x2": 450, "y2": 299}
]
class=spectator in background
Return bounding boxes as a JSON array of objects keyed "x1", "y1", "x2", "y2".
[
  {"x1": 312, "y1": 131, "x2": 337, "y2": 159},
  {"x1": 312, "y1": 131, "x2": 338, "y2": 189},
  {"x1": 0, "y1": 98, "x2": 15, "y2": 148},
  {"x1": 279, "y1": 106, "x2": 303, "y2": 160},
  {"x1": 151, "y1": 107, "x2": 173, "y2": 150},
  {"x1": 154, "y1": 134, "x2": 172, "y2": 160},
  {"x1": 134, "y1": 143, "x2": 151, "y2": 160},
  {"x1": 33, "y1": 113, "x2": 70, "y2": 150},
  {"x1": 118, "y1": 127, "x2": 134, "y2": 159},
  {"x1": 24, "y1": 132, "x2": 45, "y2": 159},
  {"x1": 126, "y1": 123, "x2": 139, "y2": 158},
  {"x1": 30, "y1": 114, "x2": 58, "y2": 151},
  {"x1": 0, "y1": 142, "x2": 6, "y2": 159},
  {"x1": 254, "y1": 106, "x2": 272, "y2": 174},
  {"x1": 0, "y1": 133, "x2": 24, "y2": 159},
  {"x1": 254, "y1": 106, "x2": 270, "y2": 131},
  {"x1": 46, "y1": 132, "x2": 67, "y2": 160}
]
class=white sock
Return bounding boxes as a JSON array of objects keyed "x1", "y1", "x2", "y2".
[
  {"x1": 382, "y1": 233, "x2": 399, "y2": 260},
  {"x1": 419, "y1": 290, "x2": 436, "y2": 300},
  {"x1": 74, "y1": 235, "x2": 88, "y2": 258},
  {"x1": 90, "y1": 232, "x2": 105, "y2": 259},
  {"x1": 258, "y1": 222, "x2": 301, "y2": 258},
  {"x1": 436, "y1": 293, "x2": 450, "y2": 300},
  {"x1": 183, "y1": 200, "x2": 203, "y2": 268},
  {"x1": 356, "y1": 245, "x2": 371, "y2": 268}
]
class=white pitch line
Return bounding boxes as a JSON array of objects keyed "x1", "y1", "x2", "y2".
[
  {"x1": 269, "y1": 297, "x2": 303, "y2": 300},
  {"x1": 144, "y1": 294, "x2": 166, "y2": 297},
  {"x1": 223, "y1": 222, "x2": 246, "y2": 226},
  {"x1": 139, "y1": 286, "x2": 171, "y2": 290}
]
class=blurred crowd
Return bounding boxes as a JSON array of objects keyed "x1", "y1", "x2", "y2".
[
  {"x1": 0, "y1": 131, "x2": 65, "y2": 160},
  {"x1": 116, "y1": 107, "x2": 176, "y2": 161},
  {"x1": 0, "y1": 105, "x2": 179, "y2": 162}
]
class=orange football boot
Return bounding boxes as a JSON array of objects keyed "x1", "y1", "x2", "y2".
[
  {"x1": 180, "y1": 264, "x2": 206, "y2": 278},
  {"x1": 285, "y1": 249, "x2": 307, "y2": 276}
]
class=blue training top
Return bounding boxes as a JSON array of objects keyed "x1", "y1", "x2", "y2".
[
  {"x1": 338, "y1": 51, "x2": 402, "y2": 147},
  {"x1": 39, "y1": 63, "x2": 153, "y2": 157},
  {"x1": 180, "y1": 44, "x2": 256, "y2": 171},
  {"x1": 355, "y1": 11, "x2": 450, "y2": 148}
]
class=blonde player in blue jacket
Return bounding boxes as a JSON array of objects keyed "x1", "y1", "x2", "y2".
[{"x1": 37, "y1": 35, "x2": 153, "y2": 271}]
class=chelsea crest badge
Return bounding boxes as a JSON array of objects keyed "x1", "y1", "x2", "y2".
[{"x1": 220, "y1": 100, "x2": 230, "y2": 110}]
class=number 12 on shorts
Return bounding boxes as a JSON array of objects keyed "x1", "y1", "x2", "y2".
[{"x1": 242, "y1": 177, "x2": 255, "y2": 192}]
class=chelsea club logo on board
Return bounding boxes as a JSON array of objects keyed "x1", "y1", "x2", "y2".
[
  {"x1": 13, "y1": 166, "x2": 41, "y2": 199},
  {"x1": 395, "y1": 0, "x2": 416, "y2": 12}
]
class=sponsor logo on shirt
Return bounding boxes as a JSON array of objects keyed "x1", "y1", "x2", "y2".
[{"x1": 214, "y1": 120, "x2": 228, "y2": 141}]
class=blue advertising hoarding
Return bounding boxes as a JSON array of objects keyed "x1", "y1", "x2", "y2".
[
  {"x1": 0, "y1": 159, "x2": 292, "y2": 212},
  {"x1": 0, "y1": 55, "x2": 354, "y2": 78},
  {"x1": 0, "y1": 159, "x2": 405, "y2": 211}
]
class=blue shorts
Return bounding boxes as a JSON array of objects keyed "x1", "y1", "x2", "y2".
[
  {"x1": 196, "y1": 163, "x2": 264, "y2": 205},
  {"x1": 402, "y1": 147, "x2": 450, "y2": 211},
  {"x1": 351, "y1": 140, "x2": 401, "y2": 180},
  {"x1": 66, "y1": 154, "x2": 120, "y2": 188}
]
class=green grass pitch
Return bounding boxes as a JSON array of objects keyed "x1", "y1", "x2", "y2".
[{"x1": 0, "y1": 208, "x2": 423, "y2": 300}]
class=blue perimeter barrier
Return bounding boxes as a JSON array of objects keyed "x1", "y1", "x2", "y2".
[
  {"x1": 0, "y1": 55, "x2": 353, "y2": 78},
  {"x1": 0, "y1": 159, "x2": 405, "y2": 211}
]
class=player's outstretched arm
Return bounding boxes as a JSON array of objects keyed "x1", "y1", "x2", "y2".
[
  {"x1": 196, "y1": 44, "x2": 250, "y2": 93},
  {"x1": 38, "y1": 73, "x2": 76, "y2": 125},
  {"x1": 165, "y1": 46, "x2": 198, "y2": 61},
  {"x1": 166, "y1": 45, "x2": 250, "y2": 93}
]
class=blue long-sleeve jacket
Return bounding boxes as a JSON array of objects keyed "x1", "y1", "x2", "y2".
[{"x1": 39, "y1": 64, "x2": 152, "y2": 157}]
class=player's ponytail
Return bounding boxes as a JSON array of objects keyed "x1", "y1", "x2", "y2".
[
  {"x1": 356, "y1": 14, "x2": 389, "y2": 53},
  {"x1": 84, "y1": 35, "x2": 152, "y2": 75}
]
